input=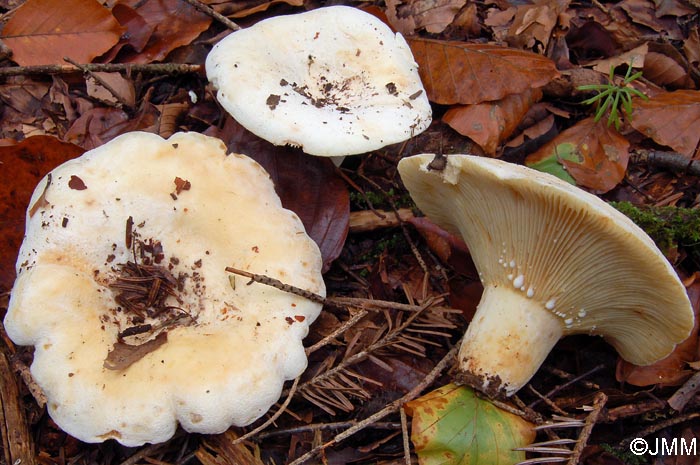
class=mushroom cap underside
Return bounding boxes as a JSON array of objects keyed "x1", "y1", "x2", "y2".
[
  {"x1": 205, "y1": 5, "x2": 432, "y2": 156},
  {"x1": 4, "y1": 131, "x2": 325, "y2": 446},
  {"x1": 398, "y1": 153, "x2": 694, "y2": 366}
]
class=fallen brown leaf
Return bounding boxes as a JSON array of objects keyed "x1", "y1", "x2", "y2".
[
  {"x1": 385, "y1": 0, "x2": 466, "y2": 35},
  {"x1": 526, "y1": 116, "x2": 630, "y2": 193},
  {"x1": 0, "y1": 136, "x2": 85, "y2": 292},
  {"x1": 506, "y1": 0, "x2": 569, "y2": 51},
  {"x1": 115, "y1": 0, "x2": 212, "y2": 64},
  {"x1": 1, "y1": 0, "x2": 125, "y2": 66},
  {"x1": 408, "y1": 38, "x2": 559, "y2": 105},
  {"x1": 229, "y1": 0, "x2": 304, "y2": 18},
  {"x1": 103, "y1": 332, "x2": 168, "y2": 370},
  {"x1": 64, "y1": 105, "x2": 159, "y2": 149},
  {"x1": 443, "y1": 87, "x2": 542, "y2": 154},
  {"x1": 630, "y1": 89, "x2": 700, "y2": 158}
]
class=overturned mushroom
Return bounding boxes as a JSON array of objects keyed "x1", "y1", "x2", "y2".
[
  {"x1": 4, "y1": 132, "x2": 325, "y2": 445},
  {"x1": 398, "y1": 154, "x2": 694, "y2": 397},
  {"x1": 205, "y1": 5, "x2": 432, "y2": 157}
]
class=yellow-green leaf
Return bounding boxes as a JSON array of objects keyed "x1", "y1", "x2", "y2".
[{"x1": 405, "y1": 384, "x2": 535, "y2": 465}]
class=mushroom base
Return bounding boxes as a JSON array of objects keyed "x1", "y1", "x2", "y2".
[{"x1": 455, "y1": 285, "x2": 563, "y2": 398}]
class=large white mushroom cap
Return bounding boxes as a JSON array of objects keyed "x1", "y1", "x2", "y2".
[
  {"x1": 205, "y1": 5, "x2": 432, "y2": 157},
  {"x1": 4, "y1": 131, "x2": 325, "y2": 445},
  {"x1": 398, "y1": 154, "x2": 694, "y2": 397}
]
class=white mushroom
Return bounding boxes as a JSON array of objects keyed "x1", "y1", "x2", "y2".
[
  {"x1": 4, "y1": 131, "x2": 325, "y2": 445},
  {"x1": 205, "y1": 5, "x2": 432, "y2": 157},
  {"x1": 398, "y1": 154, "x2": 695, "y2": 397}
]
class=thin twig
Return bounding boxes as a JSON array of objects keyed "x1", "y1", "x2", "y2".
[
  {"x1": 255, "y1": 421, "x2": 402, "y2": 440},
  {"x1": 528, "y1": 364, "x2": 605, "y2": 409},
  {"x1": 0, "y1": 62, "x2": 202, "y2": 77},
  {"x1": 567, "y1": 392, "x2": 607, "y2": 465},
  {"x1": 632, "y1": 149, "x2": 700, "y2": 176},
  {"x1": 226, "y1": 267, "x2": 326, "y2": 304},
  {"x1": 620, "y1": 411, "x2": 700, "y2": 449},
  {"x1": 400, "y1": 407, "x2": 412, "y2": 465},
  {"x1": 528, "y1": 385, "x2": 569, "y2": 416},
  {"x1": 305, "y1": 308, "x2": 369, "y2": 355},
  {"x1": 288, "y1": 342, "x2": 460, "y2": 465},
  {"x1": 668, "y1": 370, "x2": 700, "y2": 412},
  {"x1": 64, "y1": 57, "x2": 132, "y2": 109},
  {"x1": 226, "y1": 267, "x2": 448, "y2": 313},
  {"x1": 179, "y1": 0, "x2": 241, "y2": 30},
  {"x1": 231, "y1": 377, "x2": 300, "y2": 445}
]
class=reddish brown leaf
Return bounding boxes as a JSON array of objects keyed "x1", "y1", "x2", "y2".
[
  {"x1": 0, "y1": 136, "x2": 85, "y2": 292},
  {"x1": 506, "y1": 1, "x2": 568, "y2": 51},
  {"x1": 643, "y1": 51, "x2": 695, "y2": 89},
  {"x1": 407, "y1": 216, "x2": 477, "y2": 279},
  {"x1": 385, "y1": 0, "x2": 466, "y2": 35},
  {"x1": 443, "y1": 87, "x2": 542, "y2": 155},
  {"x1": 115, "y1": 0, "x2": 211, "y2": 64},
  {"x1": 102, "y1": 3, "x2": 155, "y2": 61},
  {"x1": 630, "y1": 90, "x2": 700, "y2": 158},
  {"x1": 526, "y1": 117, "x2": 630, "y2": 193},
  {"x1": 228, "y1": 0, "x2": 304, "y2": 18},
  {"x1": 207, "y1": 119, "x2": 349, "y2": 273},
  {"x1": 64, "y1": 105, "x2": 159, "y2": 149},
  {"x1": 616, "y1": 279, "x2": 700, "y2": 387},
  {"x1": 408, "y1": 38, "x2": 559, "y2": 105},
  {"x1": 1, "y1": 0, "x2": 125, "y2": 66},
  {"x1": 103, "y1": 332, "x2": 168, "y2": 370}
]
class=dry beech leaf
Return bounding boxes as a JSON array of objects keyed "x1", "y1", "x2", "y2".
[
  {"x1": 104, "y1": 332, "x2": 168, "y2": 370},
  {"x1": 506, "y1": 1, "x2": 567, "y2": 51},
  {"x1": 0, "y1": 136, "x2": 85, "y2": 292},
  {"x1": 1, "y1": 0, "x2": 125, "y2": 66},
  {"x1": 86, "y1": 72, "x2": 136, "y2": 107},
  {"x1": 385, "y1": 0, "x2": 466, "y2": 35},
  {"x1": 526, "y1": 117, "x2": 630, "y2": 193},
  {"x1": 229, "y1": 0, "x2": 304, "y2": 18},
  {"x1": 443, "y1": 87, "x2": 542, "y2": 155},
  {"x1": 99, "y1": 3, "x2": 155, "y2": 62},
  {"x1": 643, "y1": 51, "x2": 695, "y2": 89},
  {"x1": 630, "y1": 90, "x2": 700, "y2": 158},
  {"x1": 616, "y1": 278, "x2": 700, "y2": 386},
  {"x1": 115, "y1": 0, "x2": 211, "y2": 64},
  {"x1": 408, "y1": 38, "x2": 559, "y2": 105},
  {"x1": 65, "y1": 105, "x2": 159, "y2": 150}
]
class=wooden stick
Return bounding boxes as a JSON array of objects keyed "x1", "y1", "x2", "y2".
[
  {"x1": 0, "y1": 63, "x2": 202, "y2": 77},
  {"x1": 0, "y1": 350, "x2": 36, "y2": 465}
]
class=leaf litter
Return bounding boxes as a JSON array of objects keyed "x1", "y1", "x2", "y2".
[{"x1": 0, "y1": 0, "x2": 699, "y2": 464}]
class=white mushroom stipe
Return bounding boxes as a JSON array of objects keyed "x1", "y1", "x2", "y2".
[
  {"x1": 205, "y1": 6, "x2": 431, "y2": 157},
  {"x1": 4, "y1": 132, "x2": 325, "y2": 446},
  {"x1": 398, "y1": 154, "x2": 694, "y2": 397}
]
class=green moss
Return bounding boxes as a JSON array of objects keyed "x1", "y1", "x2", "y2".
[
  {"x1": 599, "y1": 443, "x2": 648, "y2": 465},
  {"x1": 349, "y1": 188, "x2": 415, "y2": 211},
  {"x1": 358, "y1": 232, "x2": 405, "y2": 263},
  {"x1": 610, "y1": 201, "x2": 700, "y2": 260}
]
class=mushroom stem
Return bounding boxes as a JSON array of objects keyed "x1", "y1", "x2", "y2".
[{"x1": 455, "y1": 285, "x2": 563, "y2": 398}]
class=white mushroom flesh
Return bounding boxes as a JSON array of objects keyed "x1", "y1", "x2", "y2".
[
  {"x1": 4, "y1": 132, "x2": 325, "y2": 445},
  {"x1": 205, "y1": 5, "x2": 432, "y2": 156},
  {"x1": 398, "y1": 154, "x2": 694, "y2": 397}
]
